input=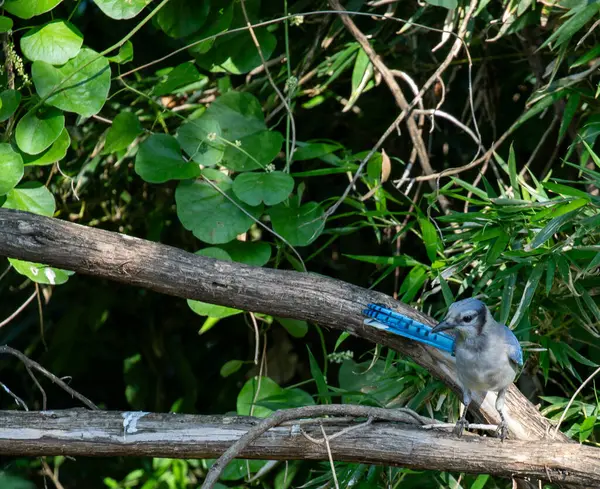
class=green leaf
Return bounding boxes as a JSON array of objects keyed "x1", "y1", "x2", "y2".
[
  {"x1": 343, "y1": 254, "x2": 422, "y2": 267},
  {"x1": 307, "y1": 347, "x2": 329, "y2": 404},
  {"x1": 424, "y1": 0, "x2": 457, "y2": 8},
  {"x1": 2, "y1": 181, "x2": 55, "y2": 216},
  {"x1": 15, "y1": 106, "x2": 64, "y2": 155},
  {"x1": 107, "y1": 40, "x2": 134, "y2": 64},
  {"x1": 157, "y1": 0, "x2": 210, "y2": 38},
  {"x1": 486, "y1": 232, "x2": 510, "y2": 264},
  {"x1": 3, "y1": 0, "x2": 63, "y2": 19},
  {"x1": 276, "y1": 317, "x2": 308, "y2": 338},
  {"x1": 293, "y1": 142, "x2": 342, "y2": 161},
  {"x1": 187, "y1": 247, "x2": 242, "y2": 318},
  {"x1": 22, "y1": 128, "x2": 70, "y2": 166},
  {"x1": 0, "y1": 16, "x2": 14, "y2": 34},
  {"x1": 135, "y1": 134, "x2": 200, "y2": 184},
  {"x1": 176, "y1": 176, "x2": 263, "y2": 244},
  {"x1": 187, "y1": 3, "x2": 234, "y2": 55},
  {"x1": 233, "y1": 171, "x2": 294, "y2": 206},
  {"x1": 541, "y1": 3, "x2": 600, "y2": 49},
  {"x1": 509, "y1": 263, "x2": 544, "y2": 328},
  {"x1": 470, "y1": 474, "x2": 490, "y2": 489},
  {"x1": 543, "y1": 182, "x2": 590, "y2": 199},
  {"x1": 507, "y1": 144, "x2": 520, "y2": 199},
  {"x1": 237, "y1": 376, "x2": 283, "y2": 417},
  {"x1": 571, "y1": 44, "x2": 600, "y2": 68},
  {"x1": 21, "y1": 20, "x2": 83, "y2": 64},
  {"x1": 0, "y1": 89, "x2": 21, "y2": 122},
  {"x1": 400, "y1": 266, "x2": 427, "y2": 303},
  {"x1": 177, "y1": 118, "x2": 224, "y2": 166},
  {"x1": 103, "y1": 111, "x2": 143, "y2": 154},
  {"x1": 529, "y1": 209, "x2": 580, "y2": 249},
  {"x1": 220, "y1": 359, "x2": 243, "y2": 377},
  {"x1": 545, "y1": 257, "x2": 555, "y2": 295},
  {"x1": 196, "y1": 29, "x2": 277, "y2": 75},
  {"x1": 32, "y1": 47, "x2": 111, "y2": 117},
  {"x1": 154, "y1": 62, "x2": 202, "y2": 96},
  {"x1": 559, "y1": 93, "x2": 580, "y2": 141},
  {"x1": 8, "y1": 258, "x2": 73, "y2": 285},
  {"x1": 500, "y1": 272, "x2": 517, "y2": 324},
  {"x1": 418, "y1": 217, "x2": 439, "y2": 262},
  {"x1": 269, "y1": 201, "x2": 324, "y2": 246},
  {"x1": 0, "y1": 144, "x2": 24, "y2": 196},
  {"x1": 93, "y1": 0, "x2": 152, "y2": 19},
  {"x1": 220, "y1": 240, "x2": 271, "y2": 267},
  {"x1": 579, "y1": 415, "x2": 596, "y2": 442},
  {"x1": 334, "y1": 332, "x2": 350, "y2": 351}
]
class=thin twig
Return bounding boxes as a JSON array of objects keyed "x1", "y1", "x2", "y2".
[
  {"x1": 0, "y1": 346, "x2": 98, "y2": 410},
  {"x1": 320, "y1": 0, "x2": 479, "y2": 222},
  {"x1": 239, "y1": 0, "x2": 297, "y2": 167},
  {"x1": 553, "y1": 365, "x2": 600, "y2": 438},
  {"x1": 0, "y1": 291, "x2": 37, "y2": 329},
  {"x1": 200, "y1": 404, "x2": 437, "y2": 489},
  {"x1": 0, "y1": 381, "x2": 29, "y2": 410},
  {"x1": 320, "y1": 423, "x2": 340, "y2": 489},
  {"x1": 249, "y1": 312, "x2": 260, "y2": 366}
]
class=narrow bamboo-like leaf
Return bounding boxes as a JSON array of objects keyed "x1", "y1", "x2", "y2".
[
  {"x1": 334, "y1": 332, "x2": 350, "y2": 352},
  {"x1": 418, "y1": 217, "x2": 439, "y2": 263},
  {"x1": 451, "y1": 177, "x2": 490, "y2": 200},
  {"x1": 500, "y1": 272, "x2": 517, "y2": 325},
  {"x1": 486, "y1": 232, "x2": 510, "y2": 264},
  {"x1": 543, "y1": 182, "x2": 590, "y2": 199},
  {"x1": 540, "y1": 3, "x2": 600, "y2": 49},
  {"x1": 529, "y1": 210, "x2": 579, "y2": 249},
  {"x1": 438, "y1": 274, "x2": 454, "y2": 307},
  {"x1": 545, "y1": 257, "x2": 555, "y2": 295},
  {"x1": 307, "y1": 347, "x2": 329, "y2": 404},
  {"x1": 509, "y1": 263, "x2": 544, "y2": 328},
  {"x1": 580, "y1": 138, "x2": 600, "y2": 169},
  {"x1": 564, "y1": 343, "x2": 599, "y2": 367},
  {"x1": 343, "y1": 254, "x2": 423, "y2": 267},
  {"x1": 559, "y1": 93, "x2": 580, "y2": 141},
  {"x1": 508, "y1": 144, "x2": 520, "y2": 199}
]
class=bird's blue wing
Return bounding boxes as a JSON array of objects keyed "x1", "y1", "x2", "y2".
[
  {"x1": 501, "y1": 324, "x2": 523, "y2": 367},
  {"x1": 362, "y1": 304, "x2": 455, "y2": 355}
]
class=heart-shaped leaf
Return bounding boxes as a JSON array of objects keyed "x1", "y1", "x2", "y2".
[
  {"x1": 15, "y1": 106, "x2": 64, "y2": 155},
  {"x1": 0, "y1": 144, "x2": 24, "y2": 196},
  {"x1": 179, "y1": 91, "x2": 282, "y2": 171},
  {"x1": 157, "y1": 0, "x2": 210, "y2": 38},
  {"x1": 3, "y1": 0, "x2": 63, "y2": 19},
  {"x1": 177, "y1": 118, "x2": 225, "y2": 166},
  {"x1": 233, "y1": 171, "x2": 294, "y2": 206},
  {"x1": 103, "y1": 111, "x2": 142, "y2": 154},
  {"x1": 135, "y1": 134, "x2": 200, "y2": 183},
  {"x1": 176, "y1": 175, "x2": 263, "y2": 244},
  {"x1": 220, "y1": 240, "x2": 271, "y2": 267},
  {"x1": 32, "y1": 47, "x2": 111, "y2": 117},
  {"x1": 2, "y1": 181, "x2": 55, "y2": 216},
  {"x1": 22, "y1": 128, "x2": 70, "y2": 166},
  {"x1": 21, "y1": 20, "x2": 83, "y2": 64},
  {"x1": 8, "y1": 258, "x2": 73, "y2": 285},
  {"x1": 93, "y1": 0, "x2": 152, "y2": 19},
  {"x1": 0, "y1": 90, "x2": 21, "y2": 122},
  {"x1": 269, "y1": 201, "x2": 324, "y2": 246},
  {"x1": 0, "y1": 17, "x2": 14, "y2": 33}
]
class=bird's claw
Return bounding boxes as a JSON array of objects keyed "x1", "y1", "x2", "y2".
[
  {"x1": 453, "y1": 418, "x2": 469, "y2": 437},
  {"x1": 495, "y1": 420, "x2": 508, "y2": 441}
]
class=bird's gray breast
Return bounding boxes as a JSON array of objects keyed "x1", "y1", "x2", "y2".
[{"x1": 455, "y1": 336, "x2": 517, "y2": 393}]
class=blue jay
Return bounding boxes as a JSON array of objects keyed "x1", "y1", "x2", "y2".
[{"x1": 363, "y1": 298, "x2": 523, "y2": 440}]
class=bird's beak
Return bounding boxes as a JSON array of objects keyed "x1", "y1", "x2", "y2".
[{"x1": 431, "y1": 320, "x2": 455, "y2": 334}]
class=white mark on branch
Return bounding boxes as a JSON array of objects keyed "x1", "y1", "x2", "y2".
[{"x1": 122, "y1": 411, "x2": 148, "y2": 439}]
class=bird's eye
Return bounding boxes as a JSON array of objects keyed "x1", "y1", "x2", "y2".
[{"x1": 462, "y1": 314, "x2": 475, "y2": 323}]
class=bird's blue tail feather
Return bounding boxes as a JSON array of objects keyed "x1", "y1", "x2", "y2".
[{"x1": 362, "y1": 303, "x2": 455, "y2": 355}]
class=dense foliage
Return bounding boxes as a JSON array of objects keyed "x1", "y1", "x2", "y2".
[{"x1": 0, "y1": 0, "x2": 599, "y2": 487}]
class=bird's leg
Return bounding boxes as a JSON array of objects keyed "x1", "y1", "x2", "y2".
[
  {"x1": 495, "y1": 389, "x2": 509, "y2": 441},
  {"x1": 453, "y1": 390, "x2": 471, "y2": 437}
]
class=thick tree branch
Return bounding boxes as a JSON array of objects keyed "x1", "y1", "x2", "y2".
[
  {"x1": 0, "y1": 209, "x2": 564, "y2": 442},
  {"x1": 0, "y1": 409, "x2": 595, "y2": 487}
]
